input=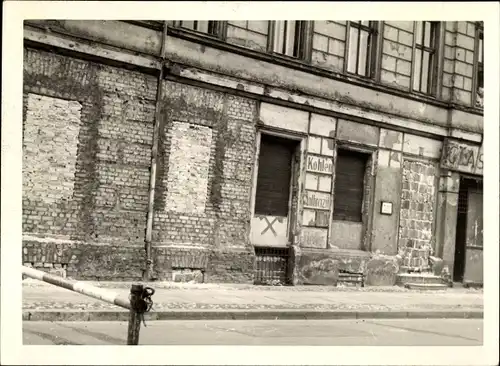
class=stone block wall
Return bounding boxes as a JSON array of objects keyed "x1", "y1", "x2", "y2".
[
  {"x1": 380, "y1": 21, "x2": 414, "y2": 91},
  {"x1": 311, "y1": 21, "x2": 346, "y2": 73},
  {"x1": 398, "y1": 159, "x2": 437, "y2": 269},
  {"x1": 22, "y1": 47, "x2": 157, "y2": 280},
  {"x1": 442, "y1": 21, "x2": 477, "y2": 106},
  {"x1": 226, "y1": 21, "x2": 269, "y2": 52}
]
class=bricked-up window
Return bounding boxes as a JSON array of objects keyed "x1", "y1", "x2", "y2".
[
  {"x1": 346, "y1": 21, "x2": 378, "y2": 77},
  {"x1": 333, "y1": 149, "x2": 369, "y2": 222},
  {"x1": 172, "y1": 21, "x2": 221, "y2": 37},
  {"x1": 474, "y1": 23, "x2": 484, "y2": 108},
  {"x1": 412, "y1": 21, "x2": 439, "y2": 94},
  {"x1": 270, "y1": 21, "x2": 309, "y2": 59},
  {"x1": 254, "y1": 134, "x2": 297, "y2": 217}
]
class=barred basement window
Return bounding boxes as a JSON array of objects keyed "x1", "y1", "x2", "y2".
[
  {"x1": 412, "y1": 21, "x2": 439, "y2": 94},
  {"x1": 270, "y1": 21, "x2": 309, "y2": 59},
  {"x1": 346, "y1": 21, "x2": 378, "y2": 77},
  {"x1": 172, "y1": 21, "x2": 221, "y2": 37},
  {"x1": 333, "y1": 149, "x2": 369, "y2": 222},
  {"x1": 474, "y1": 23, "x2": 484, "y2": 108}
]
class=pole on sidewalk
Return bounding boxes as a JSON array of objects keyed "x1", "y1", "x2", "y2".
[{"x1": 127, "y1": 284, "x2": 143, "y2": 345}]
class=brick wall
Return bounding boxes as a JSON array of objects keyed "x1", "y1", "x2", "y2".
[
  {"x1": 152, "y1": 81, "x2": 256, "y2": 282},
  {"x1": 311, "y1": 21, "x2": 346, "y2": 73},
  {"x1": 22, "y1": 47, "x2": 157, "y2": 280},
  {"x1": 380, "y1": 21, "x2": 413, "y2": 91},
  {"x1": 442, "y1": 21, "x2": 476, "y2": 106},
  {"x1": 398, "y1": 159, "x2": 437, "y2": 269},
  {"x1": 226, "y1": 21, "x2": 269, "y2": 52}
]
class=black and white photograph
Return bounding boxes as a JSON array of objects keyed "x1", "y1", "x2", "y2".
[{"x1": 1, "y1": 1, "x2": 499, "y2": 365}]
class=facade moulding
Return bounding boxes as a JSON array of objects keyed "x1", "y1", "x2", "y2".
[
  {"x1": 165, "y1": 27, "x2": 467, "y2": 112},
  {"x1": 165, "y1": 70, "x2": 448, "y2": 141},
  {"x1": 24, "y1": 24, "x2": 483, "y2": 144},
  {"x1": 24, "y1": 26, "x2": 161, "y2": 74}
]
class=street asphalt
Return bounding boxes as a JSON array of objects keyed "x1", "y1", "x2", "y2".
[{"x1": 23, "y1": 318, "x2": 483, "y2": 346}]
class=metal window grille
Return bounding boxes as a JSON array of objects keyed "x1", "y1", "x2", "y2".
[
  {"x1": 254, "y1": 247, "x2": 291, "y2": 286},
  {"x1": 458, "y1": 178, "x2": 483, "y2": 214},
  {"x1": 346, "y1": 21, "x2": 378, "y2": 77},
  {"x1": 412, "y1": 21, "x2": 438, "y2": 94}
]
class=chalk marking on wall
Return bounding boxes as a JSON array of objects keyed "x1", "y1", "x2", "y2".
[{"x1": 261, "y1": 217, "x2": 279, "y2": 236}]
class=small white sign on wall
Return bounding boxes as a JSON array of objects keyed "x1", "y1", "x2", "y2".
[{"x1": 380, "y1": 201, "x2": 393, "y2": 215}]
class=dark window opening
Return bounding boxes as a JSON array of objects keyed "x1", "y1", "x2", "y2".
[
  {"x1": 254, "y1": 134, "x2": 298, "y2": 217},
  {"x1": 346, "y1": 21, "x2": 378, "y2": 78},
  {"x1": 333, "y1": 149, "x2": 369, "y2": 222}
]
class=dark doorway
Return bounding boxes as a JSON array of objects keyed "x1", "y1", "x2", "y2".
[{"x1": 453, "y1": 177, "x2": 483, "y2": 282}]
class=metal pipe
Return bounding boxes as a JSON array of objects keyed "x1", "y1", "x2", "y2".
[
  {"x1": 22, "y1": 266, "x2": 131, "y2": 309},
  {"x1": 144, "y1": 21, "x2": 168, "y2": 281}
]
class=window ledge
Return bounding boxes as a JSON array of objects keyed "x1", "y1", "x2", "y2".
[{"x1": 167, "y1": 27, "x2": 456, "y2": 111}]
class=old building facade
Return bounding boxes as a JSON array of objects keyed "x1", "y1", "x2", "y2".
[{"x1": 22, "y1": 20, "x2": 484, "y2": 286}]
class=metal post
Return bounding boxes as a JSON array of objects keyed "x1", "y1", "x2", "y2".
[{"x1": 127, "y1": 284, "x2": 143, "y2": 345}]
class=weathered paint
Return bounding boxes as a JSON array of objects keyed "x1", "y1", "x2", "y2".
[
  {"x1": 379, "y1": 128, "x2": 403, "y2": 151},
  {"x1": 306, "y1": 155, "x2": 333, "y2": 174},
  {"x1": 24, "y1": 28, "x2": 160, "y2": 70},
  {"x1": 25, "y1": 22, "x2": 482, "y2": 138},
  {"x1": 463, "y1": 189, "x2": 483, "y2": 284},
  {"x1": 27, "y1": 20, "x2": 163, "y2": 56},
  {"x1": 302, "y1": 209, "x2": 316, "y2": 226},
  {"x1": 164, "y1": 35, "x2": 452, "y2": 129},
  {"x1": 330, "y1": 221, "x2": 363, "y2": 250},
  {"x1": 303, "y1": 191, "x2": 331, "y2": 210},
  {"x1": 251, "y1": 215, "x2": 288, "y2": 246},
  {"x1": 370, "y1": 152, "x2": 402, "y2": 254},
  {"x1": 300, "y1": 227, "x2": 328, "y2": 249},
  {"x1": 402, "y1": 133, "x2": 442, "y2": 159},
  {"x1": 435, "y1": 173, "x2": 460, "y2": 273},
  {"x1": 259, "y1": 103, "x2": 309, "y2": 133},
  {"x1": 309, "y1": 113, "x2": 337, "y2": 137},
  {"x1": 464, "y1": 247, "x2": 483, "y2": 284},
  {"x1": 336, "y1": 119, "x2": 379, "y2": 146},
  {"x1": 440, "y1": 139, "x2": 483, "y2": 176}
]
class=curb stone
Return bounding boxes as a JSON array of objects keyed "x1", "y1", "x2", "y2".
[{"x1": 22, "y1": 309, "x2": 484, "y2": 322}]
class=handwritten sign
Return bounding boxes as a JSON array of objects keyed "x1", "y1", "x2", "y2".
[
  {"x1": 304, "y1": 191, "x2": 330, "y2": 210},
  {"x1": 307, "y1": 155, "x2": 333, "y2": 174},
  {"x1": 440, "y1": 139, "x2": 483, "y2": 175},
  {"x1": 301, "y1": 227, "x2": 328, "y2": 248}
]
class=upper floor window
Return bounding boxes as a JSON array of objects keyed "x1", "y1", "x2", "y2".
[
  {"x1": 346, "y1": 21, "x2": 378, "y2": 77},
  {"x1": 474, "y1": 23, "x2": 484, "y2": 108},
  {"x1": 172, "y1": 21, "x2": 221, "y2": 37},
  {"x1": 412, "y1": 21, "x2": 439, "y2": 95},
  {"x1": 270, "y1": 21, "x2": 308, "y2": 59}
]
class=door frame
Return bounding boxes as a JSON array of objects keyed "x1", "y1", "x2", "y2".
[{"x1": 249, "y1": 129, "x2": 306, "y2": 247}]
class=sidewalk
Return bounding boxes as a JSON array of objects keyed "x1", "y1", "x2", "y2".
[{"x1": 23, "y1": 279, "x2": 484, "y2": 321}]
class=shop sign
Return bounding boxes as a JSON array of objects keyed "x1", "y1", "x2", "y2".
[
  {"x1": 440, "y1": 139, "x2": 483, "y2": 175},
  {"x1": 307, "y1": 155, "x2": 333, "y2": 174}
]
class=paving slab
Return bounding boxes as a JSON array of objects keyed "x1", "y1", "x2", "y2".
[{"x1": 22, "y1": 280, "x2": 483, "y2": 321}]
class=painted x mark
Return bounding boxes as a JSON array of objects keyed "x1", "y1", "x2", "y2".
[{"x1": 261, "y1": 217, "x2": 278, "y2": 236}]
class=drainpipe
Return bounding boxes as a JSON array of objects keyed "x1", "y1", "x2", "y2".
[{"x1": 144, "y1": 21, "x2": 168, "y2": 281}]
